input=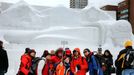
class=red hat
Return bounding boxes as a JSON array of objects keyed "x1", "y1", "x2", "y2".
[{"x1": 66, "y1": 49, "x2": 71, "y2": 55}]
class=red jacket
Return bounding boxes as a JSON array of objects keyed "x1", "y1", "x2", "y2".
[
  {"x1": 70, "y1": 56, "x2": 88, "y2": 75},
  {"x1": 42, "y1": 55, "x2": 61, "y2": 75},
  {"x1": 18, "y1": 54, "x2": 32, "y2": 75},
  {"x1": 51, "y1": 56, "x2": 61, "y2": 63},
  {"x1": 70, "y1": 48, "x2": 88, "y2": 75},
  {"x1": 42, "y1": 60, "x2": 49, "y2": 75}
]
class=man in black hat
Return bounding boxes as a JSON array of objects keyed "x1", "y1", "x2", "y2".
[
  {"x1": 0, "y1": 40, "x2": 9, "y2": 75},
  {"x1": 95, "y1": 48, "x2": 104, "y2": 67}
]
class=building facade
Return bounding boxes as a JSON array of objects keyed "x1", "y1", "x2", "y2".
[
  {"x1": 101, "y1": 0, "x2": 134, "y2": 33},
  {"x1": 70, "y1": 0, "x2": 88, "y2": 9},
  {"x1": 117, "y1": 0, "x2": 129, "y2": 20},
  {"x1": 117, "y1": 0, "x2": 134, "y2": 33},
  {"x1": 129, "y1": 0, "x2": 134, "y2": 33}
]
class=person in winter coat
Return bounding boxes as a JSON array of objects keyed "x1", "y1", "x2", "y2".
[
  {"x1": 30, "y1": 57, "x2": 42, "y2": 75},
  {"x1": 115, "y1": 40, "x2": 132, "y2": 75},
  {"x1": 29, "y1": 50, "x2": 49, "y2": 75},
  {"x1": 64, "y1": 49, "x2": 73, "y2": 75},
  {"x1": 50, "y1": 50, "x2": 55, "y2": 56},
  {"x1": 56, "y1": 62, "x2": 65, "y2": 75},
  {"x1": 65, "y1": 48, "x2": 70, "y2": 50},
  {"x1": 70, "y1": 48, "x2": 88, "y2": 75},
  {"x1": 51, "y1": 48, "x2": 64, "y2": 63},
  {"x1": 47, "y1": 48, "x2": 64, "y2": 75},
  {"x1": 17, "y1": 49, "x2": 36, "y2": 75},
  {"x1": 115, "y1": 40, "x2": 134, "y2": 75},
  {"x1": 83, "y1": 48, "x2": 103, "y2": 75},
  {"x1": 0, "y1": 40, "x2": 9, "y2": 75},
  {"x1": 64, "y1": 57, "x2": 71, "y2": 75},
  {"x1": 60, "y1": 49, "x2": 73, "y2": 75},
  {"x1": 102, "y1": 50, "x2": 113, "y2": 75},
  {"x1": 51, "y1": 48, "x2": 64, "y2": 64},
  {"x1": 47, "y1": 50, "x2": 56, "y2": 75},
  {"x1": 21, "y1": 48, "x2": 31, "y2": 61},
  {"x1": 40, "y1": 50, "x2": 51, "y2": 75},
  {"x1": 64, "y1": 49, "x2": 72, "y2": 61},
  {"x1": 95, "y1": 48, "x2": 104, "y2": 68},
  {"x1": 65, "y1": 49, "x2": 72, "y2": 57}
]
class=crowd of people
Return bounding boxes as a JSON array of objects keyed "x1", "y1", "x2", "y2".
[
  {"x1": 17, "y1": 48, "x2": 113, "y2": 75},
  {"x1": 0, "y1": 40, "x2": 134, "y2": 75}
]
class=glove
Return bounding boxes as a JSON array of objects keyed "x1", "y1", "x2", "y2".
[{"x1": 76, "y1": 64, "x2": 81, "y2": 70}]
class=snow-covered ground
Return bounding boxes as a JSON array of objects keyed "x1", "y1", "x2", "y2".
[{"x1": 0, "y1": 0, "x2": 133, "y2": 75}]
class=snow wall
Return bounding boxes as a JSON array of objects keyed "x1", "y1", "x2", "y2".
[
  {"x1": 0, "y1": 1, "x2": 133, "y2": 75},
  {"x1": 0, "y1": 0, "x2": 133, "y2": 48}
]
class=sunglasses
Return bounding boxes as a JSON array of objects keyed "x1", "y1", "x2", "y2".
[
  {"x1": 73, "y1": 50, "x2": 78, "y2": 53},
  {"x1": 83, "y1": 51, "x2": 88, "y2": 53}
]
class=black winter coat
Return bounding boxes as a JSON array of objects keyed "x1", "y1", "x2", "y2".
[
  {"x1": 95, "y1": 54, "x2": 104, "y2": 67},
  {"x1": 0, "y1": 48, "x2": 9, "y2": 73},
  {"x1": 103, "y1": 55, "x2": 113, "y2": 75},
  {"x1": 115, "y1": 46, "x2": 132, "y2": 75}
]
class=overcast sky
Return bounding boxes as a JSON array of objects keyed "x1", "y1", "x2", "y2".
[{"x1": 1, "y1": 0, "x2": 124, "y2": 8}]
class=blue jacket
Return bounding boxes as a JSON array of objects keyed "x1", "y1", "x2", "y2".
[{"x1": 87, "y1": 55, "x2": 103, "y2": 75}]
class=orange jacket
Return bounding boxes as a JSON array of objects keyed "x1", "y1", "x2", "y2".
[
  {"x1": 42, "y1": 55, "x2": 61, "y2": 75},
  {"x1": 56, "y1": 63, "x2": 65, "y2": 75}
]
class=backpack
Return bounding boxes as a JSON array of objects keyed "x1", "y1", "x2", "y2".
[
  {"x1": 30, "y1": 57, "x2": 43, "y2": 75},
  {"x1": 124, "y1": 49, "x2": 134, "y2": 68}
]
